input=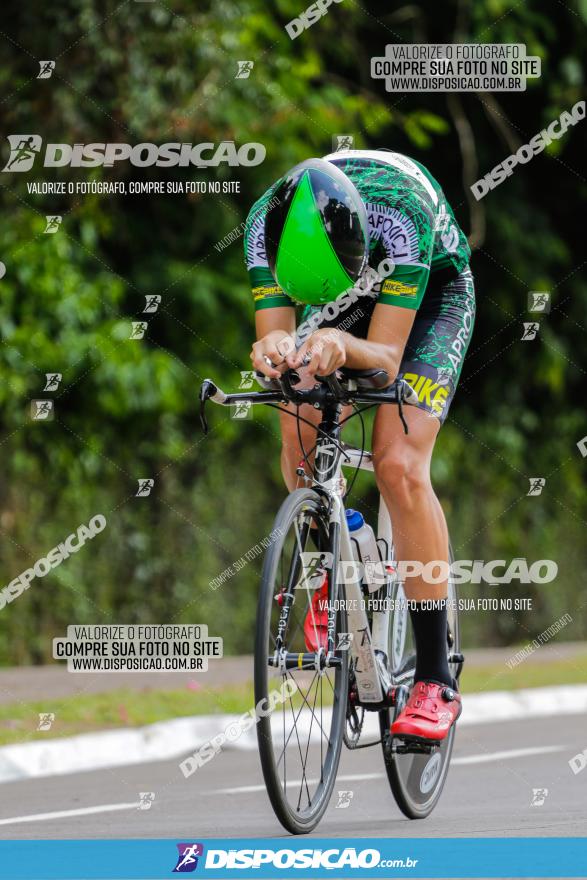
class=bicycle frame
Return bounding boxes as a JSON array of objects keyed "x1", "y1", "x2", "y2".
[{"x1": 313, "y1": 403, "x2": 393, "y2": 705}]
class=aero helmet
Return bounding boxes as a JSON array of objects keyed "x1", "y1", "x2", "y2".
[{"x1": 264, "y1": 158, "x2": 368, "y2": 305}]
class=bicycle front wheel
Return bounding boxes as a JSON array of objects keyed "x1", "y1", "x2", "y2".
[{"x1": 254, "y1": 489, "x2": 349, "y2": 834}]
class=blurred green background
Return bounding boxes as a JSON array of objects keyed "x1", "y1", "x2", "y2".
[{"x1": 0, "y1": 0, "x2": 586, "y2": 665}]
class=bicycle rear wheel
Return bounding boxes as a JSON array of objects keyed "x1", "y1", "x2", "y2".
[
  {"x1": 255, "y1": 488, "x2": 349, "y2": 834},
  {"x1": 379, "y1": 545, "x2": 462, "y2": 819}
]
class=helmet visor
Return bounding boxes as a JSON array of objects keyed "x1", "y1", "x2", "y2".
[{"x1": 266, "y1": 162, "x2": 368, "y2": 305}]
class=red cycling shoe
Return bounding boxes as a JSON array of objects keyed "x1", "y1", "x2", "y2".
[
  {"x1": 391, "y1": 680, "x2": 462, "y2": 742},
  {"x1": 303, "y1": 576, "x2": 329, "y2": 652}
]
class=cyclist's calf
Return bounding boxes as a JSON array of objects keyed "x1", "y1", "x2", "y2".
[{"x1": 372, "y1": 408, "x2": 449, "y2": 601}]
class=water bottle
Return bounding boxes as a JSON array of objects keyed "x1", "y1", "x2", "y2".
[{"x1": 346, "y1": 509, "x2": 381, "y2": 593}]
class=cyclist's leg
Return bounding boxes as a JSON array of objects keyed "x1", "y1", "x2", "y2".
[
  {"x1": 372, "y1": 405, "x2": 446, "y2": 602},
  {"x1": 373, "y1": 268, "x2": 475, "y2": 695},
  {"x1": 373, "y1": 268, "x2": 475, "y2": 600},
  {"x1": 374, "y1": 404, "x2": 457, "y2": 700},
  {"x1": 279, "y1": 402, "x2": 321, "y2": 492}
]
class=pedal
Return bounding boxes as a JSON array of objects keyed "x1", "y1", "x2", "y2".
[
  {"x1": 392, "y1": 736, "x2": 439, "y2": 756},
  {"x1": 448, "y1": 652, "x2": 465, "y2": 664}
]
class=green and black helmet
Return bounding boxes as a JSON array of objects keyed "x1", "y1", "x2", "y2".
[{"x1": 264, "y1": 158, "x2": 369, "y2": 306}]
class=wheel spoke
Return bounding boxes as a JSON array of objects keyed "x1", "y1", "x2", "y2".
[
  {"x1": 297, "y1": 669, "x2": 322, "y2": 811},
  {"x1": 287, "y1": 685, "x2": 312, "y2": 810},
  {"x1": 275, "y1": 670, "x2": 332, "y2": 766}
]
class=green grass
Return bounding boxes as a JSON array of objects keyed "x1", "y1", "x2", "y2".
[
  {"x1": 0, "y1": 653, "x2": 585, "y2": 747},
  {"x1": 460, "y1": 652, "x2": 587, "y2": 694},
  {"x1": 0, "y1": 682, "x2": 256, "y2": 747}
]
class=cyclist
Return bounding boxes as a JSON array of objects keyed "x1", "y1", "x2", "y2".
[{"x1": 244, "y1": 149, "x2": 475, "y2": 742}]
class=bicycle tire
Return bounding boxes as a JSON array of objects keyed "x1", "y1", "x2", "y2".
[{"x1": 255, "y1": 488, "x2": 349, "y2": 834}]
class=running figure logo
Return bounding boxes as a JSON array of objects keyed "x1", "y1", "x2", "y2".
[
  {"x1": 137, "y1": 792, "x2": 155, "y2": 810},
  {"x1": 527, "y1": 477, "x2": 546, "y2": 497},
  {"x1": 44, "y1": 215, "x2": 62, "y2": 234},
  {"x1": 528, "y1": 292, "x2": 551, "y2": 313},
  {"x1": 531, "y1": 788, "x2": 549, "y2": 806},
  {"x1": 31, "y1": 400, "x2": 54, "y2": 420},
  {"x1": 44, "y1": 373, "x2": 62, "y2": 392},
  {"x1": 173, "y1": 843, "x2": 204, "y2": 872},
  {"x1": 37, "y1": 712, "x2": 55, "y2": 731},
  {"x1": 130, "y1": 321, "x2": 148, "y2": 339},
  {"x1": 239, "y1": 370, "x2": 255, "y2": 389},
  {"x1": 231, "y1": 400, "x2": 252, "y2": 420},
  {"x1": 37, "y1": 61, "x2": 55, "y2": 79},
  {"x1": 236, "y1": 61, "x2": 254, "y2": 79},
  {"x1": 333, "y1": 135, "x2": 354, "y2": 151},
  {"x1": 299, "y1": 552, "x2": 333, "y2": 590},
  {"x1": 335, "y1": 790, "x2": 354, "y2": 809},
  {"x1": 2, "y1": 135, "x2": 42, "y2": 172},
  {"x1": 144, "y1": 295, "x2": 161, "y2": 313},
  {"x1": 521, "y1": 322, "x2": 539, "y2": 341}
]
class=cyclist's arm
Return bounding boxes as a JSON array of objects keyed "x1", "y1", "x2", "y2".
[
  {"x1": 289, "y1": 304, "x2": 414, "y2": 379},
  {"x1": 345, "y1": 302, "x2": 415, "y2": 379},
  {"x1": 251, "y1": 307, "x2": 296, "y2": 378}
]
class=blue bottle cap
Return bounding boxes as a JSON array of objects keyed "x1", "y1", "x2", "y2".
[{"x1": 345, "y1": 508, "x2": 364, "y2": 531}]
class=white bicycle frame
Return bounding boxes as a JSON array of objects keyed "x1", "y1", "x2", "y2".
[{"x1": 315, "y1": 441, "x2": 408, "y2": 704}]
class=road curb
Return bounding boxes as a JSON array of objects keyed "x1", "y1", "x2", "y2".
[{"x1": 1, "y1": 684, "x2": 586, "y2": 784}]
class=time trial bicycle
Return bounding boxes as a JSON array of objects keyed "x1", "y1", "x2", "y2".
[{"x1": 200, "y1": 366, "x2": 464, "y2": 834}]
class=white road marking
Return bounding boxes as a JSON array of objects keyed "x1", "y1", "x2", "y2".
[
  {"x1": 452, "y1": 745, "x2": 565, "y2": 765},
  {"x1": 208, "y1": 746, "x2": 566, "y2": 795},
  {"x1": 0, "y1": 801, "x2": 140, "y2": 827},
  {"x1": 208, "y1": 773, "x2": 384, "y2": 795}
]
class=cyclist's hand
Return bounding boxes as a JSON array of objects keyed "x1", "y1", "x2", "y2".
[
  {"x1": 288, "y1": 328, "x2": 346, "y2": 376},
  {"x1": 251, "y1": 331, "x2": 295, "y2": 378}
]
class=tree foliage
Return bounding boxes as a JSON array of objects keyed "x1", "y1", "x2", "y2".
[{"x1": 0, "y1": 0, "x2": 585, "y2": 661}]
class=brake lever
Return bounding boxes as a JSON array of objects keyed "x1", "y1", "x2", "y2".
[
  {"x1": 199, "y1": 379, "x2": 226, "y2": 434},
  {"x1": 199, "y1": 381, "x2": 214, "y2": 434}
]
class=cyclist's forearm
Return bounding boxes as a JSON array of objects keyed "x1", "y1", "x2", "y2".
[
  {"x1": 252, "y1": 308, "x2": 297, "y2": 377},
  {"x1": 255, "y1": 306, "x2": 296, "y2": 341},
  {"x1": 340, "y1": 332, "x2": 401, "y2": 379}
]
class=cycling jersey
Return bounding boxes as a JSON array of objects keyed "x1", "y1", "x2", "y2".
[{"x1": 244, "y1": 148, "x2": 471, "y2": 312}]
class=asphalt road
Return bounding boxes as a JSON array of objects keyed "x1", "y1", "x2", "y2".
[{"x1": 0, "y1": 712, "x2": 584, "y2": 841}]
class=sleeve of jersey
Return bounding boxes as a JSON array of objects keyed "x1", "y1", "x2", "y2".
[
  {"x1": 378, "y1": 263, "x2": 429, "y2": 310},
  {"x1": 243, "y1": 192, "x2": 295, "y2": 311},
  {"x1": 374, "y1": 204, "x2": 434, "y2": 311}
]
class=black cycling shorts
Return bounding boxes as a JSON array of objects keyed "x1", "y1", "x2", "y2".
[{"x1": 298, "y1": 267, "x2": 475, "y2": 424}]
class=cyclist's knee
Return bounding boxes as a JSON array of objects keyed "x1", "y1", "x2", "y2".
[{"x1": 374, "y1": 448, "x2": 431, "y2": 510}]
